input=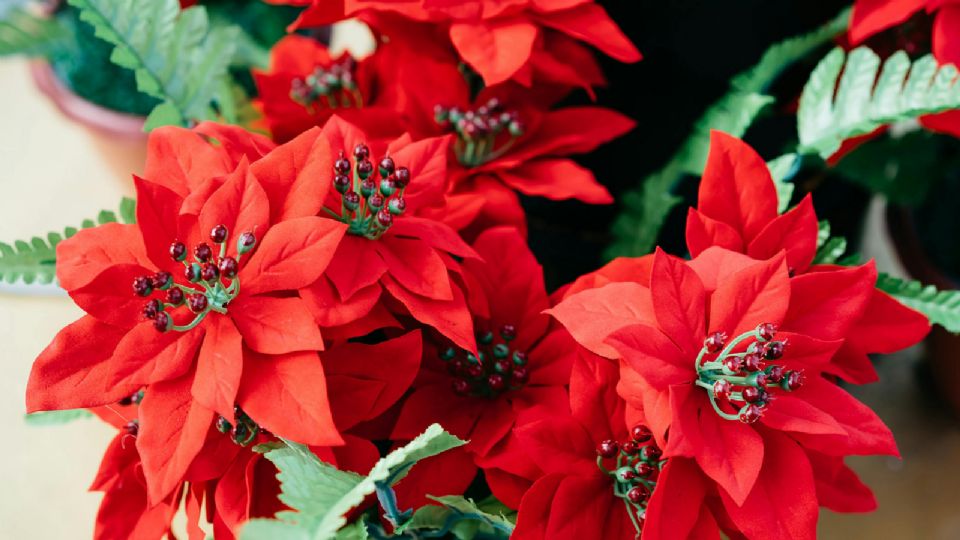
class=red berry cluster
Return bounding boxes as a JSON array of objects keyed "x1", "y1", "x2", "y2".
[
  {"x1": 596, "y1": 424, "x2": 663, "y2": 532},
  {"x1": 438, "y1": 325, "x2": 531, "y2": 399},
  {"x1": 696, "y1": 323, "x2": 804, "y2": 424},
  {"x1": 135, "y1": 225, "x2": 255, "y2": 332},
  {"x1": 331, "y1": 144, "x2": 410, "y2": 240},
  {"x1": 290, "y1": 55, "x2": 361, "y2": 111},
  {"x1": 434, "y1": 98, "x2": 524, "y2": 167}
]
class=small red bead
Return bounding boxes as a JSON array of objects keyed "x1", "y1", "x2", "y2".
[
  {"x1": 723, "y1": 355, "x2": 743, "y2": 373},
  {"x1": 218, "y1": 256, "x2": 239, "y2": 278},
  {"x1": 333, "y1": 174, "x2": 351, "y2": 193},
  {"x1": 487, "y1": 373, "x2": 506, "y2": 391},
  {"x1": 201, "y1": 263, "x2": 219, "y2": 283},
  {"x1": 627, "y1": 485, "x2": 650, "y2": 504},
  {"x1": 379, "y1": 156, "x2": 395, "y2": 176},
  {"x1": 353, "y1": 144, "x2": 370, "y2": 161},
  {"x1": 635, "y1": 462, "x2": 655, "y2": 477},
  {"x1": 713, "y1": 379, "x2": 732, "y2": 400},
  {"x1": 621, "y1": 441, "x2": 639, "y2": 455},
  {"x1": 757, "y1": 322, "x2": 777, "y2": 341},
  {"x1": 376, "y1": 209, "x2": 393, "y2": 227},
  {"x1": 451, "y1": 378, "x2": 470, "y2": 395},
  {"x1": 743, "y1": 352, "x2": 763, "y2": 372},
  {"x1": 739, "y1": 404, "x2": 762, "y2": 423},
  {"x1": 784, "y1": 370, "x2": 803, "y2": 391},
  {"x1": 500, "y1": 324, "x2": 517, "y2": 341},
  {"x1": 510, "y1": 366, "x2": 530, "y2": 386},
  {"x1": 631, "y1": 424, "x2": 652, "y2": 443},
  {"x1": 132, "y1": 276, "x2": 153, "y2": 297},
  {"x1": 767, "y1": 365, "x2": 785, "y2": 383},
  {"x1": 210, "y1": 224, "x2": 228, "y2": 244},
  {"x1": 151, "y1": 271, "x2": 172, "y2": 290},
  {"x1": 395, "y1": 166, "x2": 410, "y2": 187},
  {"x1": 597, "y1": 439, "x2": 619, "y2": 459},
  {"x1": 153, "y1": 312, "x2": 171, "y2": 332},
  {"x1": 334, "y1": 152, "x2": 351, "y2": 174},
  {"x1": 742, "y1": 386, "x2": 763, "y2": 403},
  {"x1": 762, "y1": 340, "x2": 786, "y2": 360},
  {"x1": 194, "y1": 243, "x2": 213, "y2": 262},
  {"x1": 704, "y1": 331, "x2": 727, "y2": 353},
  {"x1": 466, "y1": 363, "x2": 484, "y2": 378},
  {"x1": 142, "y1": 299, "x2": 161, "y2": 319},
  {"x1": 238, "y1": 232, "x2": 256, "y2": 250},
  {"x1": 642, "y1": 445, "x2": 662, "y2": 461},
  {"x1": 357, "y1": 159, "x2": 374, "y2": 179},
  {"x1": 184, "y1": 263, "x2": 201, "y2": 282},
  {"x1": 166, "y1": 288, "x2": 184, "y2": 306},
  {"x1": 187, "y1": 294, "x2": 208, "y2": 313},
  {"x1": 169, "y1": 241, "x2": 187, "y2": 261},
  {"x1": 123, "y1": 420, "x2": 139, "y2": 436}
]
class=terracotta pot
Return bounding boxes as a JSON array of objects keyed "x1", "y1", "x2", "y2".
[
  {"x1": 29, "y1": 60, "x2": 148, "y2": 178},
  {"x1": 886, "y1": 204, "x2": 960, "y2": 415}
]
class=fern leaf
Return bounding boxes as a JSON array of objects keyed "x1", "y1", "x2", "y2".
[
  {"x1": 606, "y1": 8, "x2": 849, "y2": 258},
  {"x1": 66, "y1": 0, "x2": 238, "y2": 131},
  {"x1": 877, "y1": 273, "x2": 960, "y2": 332},
  {"x1": 0, "y1": 6, "x2": 67, "y2": 58},
  {"x1": 798, "y1": 46, "x2": 960, "y2": 158}
]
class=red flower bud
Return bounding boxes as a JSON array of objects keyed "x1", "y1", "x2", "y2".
[
  {"x1": 210, "y1": 224, "x2": 228, "y2": 244},
  {"x1": 597, "y1": 439, "x2": 619, "y2": 459},
  {"x1": 704, "y1": 331, "x2": 727, "y2": 353}
]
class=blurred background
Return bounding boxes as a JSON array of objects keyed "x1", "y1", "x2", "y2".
[{"x1": 3, "y1": 0, "x2": 960, "y2": 538}]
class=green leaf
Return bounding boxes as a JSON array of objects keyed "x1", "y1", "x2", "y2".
[
  {"x1": 119, "y1": 197, "x2": 137, "y2": 224},
  {"x1": 798, "y1": 45, "x2": 960, "y2": 158},
  {"x1": 25, "y1": 409, "x2": 93, "y2": 426},
  {"x1": 0, "y1": 6, "x2": 68, "y2": 58},
  {"x1": 606, "y1": 8, "x2": 850, "y2": 258},
  {"x1": 0, "y1": 200, "x2": 132, "y2": 286},
  {"x1": 767, "y1": 153, "x2": 798, "y2": 213},
  {"x1": 877, "y1": 273, "x2": 960, "y2": 332},
  {"x1": 66, "y1": 0, "x2": 239, "y2": 130},
  {"x1": 241, "y1": 424, "x2": 466, "y2": 540},
  {"x1": 397, "y1": 495, "x2": 514, "y2": 540}
]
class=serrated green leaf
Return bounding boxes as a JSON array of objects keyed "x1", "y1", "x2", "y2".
[
  {"x1": 333, "y1": 521, "x2": 368, "y2": 540},
  {"x1": 241, "y1": 424, "x2": 466, "y2": 540},
  {"x1": 798, "y1": 46, "x2": 960, "y2": 158},
  {"x1": 396, "y1": 495, "x2": 514, "y2": 540},
  {"x1": 25, "y1": 409, "x2": 93, "y2": 426},
  {"x1": 66, "y1": 0, "x2": 239, "y2": 131},
  {"x1": 877, "y1": 273, "x2": 960, "y2": 332},
  {"x1": 607, "y1": 8, "x2": 849, "y2": 258},
  {"x1": 0, "y1": 6, "x2": 68, "y2": 58}
]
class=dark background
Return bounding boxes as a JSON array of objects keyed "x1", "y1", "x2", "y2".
[{"x1": 527, "y1": 0, "x2": 853, "y2": 290}]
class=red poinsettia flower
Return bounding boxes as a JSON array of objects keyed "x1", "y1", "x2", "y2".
[
  {"x1": 389, "y1": 227, "x2": 575, "y2": 501},
  {"x1": 849, "y1": 0, "x2": 960, "y2": 137},
  {"x1": 27, "y1": 122, "x2": 349, "y2": 504},
  {"x1": 253, "y1": 34, "x2": 410, "y2": 143},
  {"x1": 292, "y1": 116, "x2": 482, "y2": 351},
  {"x1": 269, "y1": 0, "x2": 640, "y2": 88},
  {"x1": 550, "y1": 245, "x2": 900, "y2": 538},
  {"x1": 685, "y1": 131, "x2": 929, "y2": 382}
]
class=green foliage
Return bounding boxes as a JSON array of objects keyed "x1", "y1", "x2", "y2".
[
  {"x1": 24, "y1": 409, "x2": 93, "y2": 425},
  {"x1": 607, "y1": 8, "x2": 850, "y2": 258},
  {"x1": 798, "y1": 46, "x2": 960, "y2": 159},
  {"x1": 395, "y1": 496, "x2": 514, "y2": 539},
  {"x1": 241, "y1": 424, "x2": 466, "y2": 540},
  {"x1": 767, "y1": 153, "x2": 798, "y2": 213},
  {"x1": 0, "y1": 6, "x2": 67, "y2": 58},
  {"x1": 0, "y1": 199, "x2": 134, "y2": 286},
  {"x1": 812, "y1": 220, "x2": 859, "y2": 266},
  {"x1": 66, "y1": 0, "x2": 239, "y2": 130},
  {"x1": 877, "y1": 273, "x2": 960, "y2": 332}
]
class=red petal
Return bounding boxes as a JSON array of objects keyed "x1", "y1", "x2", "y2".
[
  {"x1": 687, "y1": 246, "x2": 760, "y2": 292},
  {"x1": 231, "y1": 296, "x2": 324, "y2": 354},
  {"x1": 377, "y1": 236, "x2": 454, "y2": 300},
  {"x1": 685, "y1": 208, "x2": 745, "y2": 258},
  {"x1": 698, "y1": 131, "x2": 779, "y2": 243},
  {"x1": 643, "y1": 458, "x2": 711, "y2": 540},
  {"x1": 323, "y1": 331, "x2": 422, "y2": 430},
  {"x1": 849, "y1": 0, "x2": 924, "y2": 44},
  {"x1": 547, "y1": 282, "x2": 655, "y2": 358},
  {"x1": 721, "y1": 431, "x2": 818, "y2": 540},
  {"x1": 747, "y1": 195, "x2": 819, "y2": 273},
  {"x1": 393, "y1": 446, "x2": 477, "y2": 511},
  {"x1": 138, "y1": 372, "x2": 215, "y2": 503},
  {"x1": 498, "y1": 107, "x2": 635, "y2": 167},
  {"x1": 693, "y1": 406, "x2": 764, "y2": 506},
  {"x1": 535, "y1": 3, "x2": 641, "y2": 63},
  {"x1": 759, "y1": 394, "x2": 847, "y2": 436},
  {"x1": 191, "y1": 316, "x2": 243, "y2": 420},
  {"x1": 806, "y1": 451, "x2": 877, "y2": 513},
  {"x1": 300, "y1": 277, "x2": 381, "y2": 327},
  {"x1": 569, "y1": 353, "x2": 624, "y2": 440},
  {"x1": 109, "y1": 323, "x2": 205, "y2": 387},
  {"x1": 544, "y1": 474, "x2": 636, "y2": 538},
  {"x1": 389, "y1": 217, "x2": 478, "y2": 259},
  {"x1": 846, "y1": 288, "x2": 930, "y2": 354},
  {"x1": 68, "y1": 263, "x2": 154, "y2": 328},
  {"x1": 650, "y1": 247, "x2": 707, "y2": 354},
  {"x1": 382, "y1": 274, "x2": 477, "y2": 352},
  {"x1": 134, "y1": 175, "x2": 185, "y2": 272},
  {"x1": 238, "y1": 216, "x2": 348, "y2": 295},
  {"x1": 386, "y1": 134, "x2": 451, "y2": 212},
  {"x1": 198, "y1": 160, "x2": 270, "y2": 248},
  {"x1": 144, "y1": 125, "x2": 238, "y2": 195},
  {"x1": 237, "y1": 350, "x2": 343, "y2": 446},
  {"x1": 562, "y1": 255, "x2": 654, "y2": 297},
  {"x1": 783, "y1": 262, "x2": 876, "y2": 341},
  {"x1": 497, "y1": 158, "x2": 613, "y2": 204},
  {"x1": 26, "y1": 316, "x2": 133, "y2": 412},
  {"x1": 56, "y1": 223, "x2": 151, "y2": 291},
  {"x1": 514, "y1": 416, "x2": 596, "y2": 477},
  {"x1": 513, "y1": 473, "x2": 565, "y2": 540},
  {"x1": 325, "y1": 234, "x2": 388, "y2": 301},
  {"x1": 708, "y1": 253, "x2": 790, "y2": 337},
  {"x1": 392, "y1": 384, "x2": 486, "y2": 442},
  {"x1": 449, "y1": 19, "x2": 538, "y2": 85},
  {"x1": 606, "y1": 324, "x2": 690, "y2": 390},
  {"x1": 250, "y1": 127, "x2": 333, "y2": 222}
]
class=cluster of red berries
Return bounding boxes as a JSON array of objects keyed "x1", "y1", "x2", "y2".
[
  {"x1": 290, "y1": 56, "x2": 361, "y2": 110},
  {"x1": 215, "y1": 406, "x2": 261, "y2": 447},
  {"x1": 697, "y1": 323, "x2": 804, "y2": 424},
  {"x1": 332, "y1": 144, "x2": 409, "y2": 239},
  {"x1": 434, "y1": 98, "x2": 524, "y2": 167},
  {"x1": 134, "y1": 225, "x2": 255, "y2": 332},
  {"x1": 596, "y1": 424, "x2": 663, "y2": 530},
  {"x1": 438, "y1": 325, "x2": 531, "y2": 399}
]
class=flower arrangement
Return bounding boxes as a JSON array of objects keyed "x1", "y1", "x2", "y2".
[{"x1": 5, "y1": 0, "x2": 960, "y2": 538}]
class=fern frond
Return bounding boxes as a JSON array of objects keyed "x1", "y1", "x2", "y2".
[
  {"x1": 0, "y1": 6, "x2": 67, "y2": 58},
  {"x1": 877, "y1": 273, "x2": 960, "y2": 332}
]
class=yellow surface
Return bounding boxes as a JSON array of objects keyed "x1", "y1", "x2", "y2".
[{"x1": 0, "y1": 57, "x2": 137, "y2": 539}]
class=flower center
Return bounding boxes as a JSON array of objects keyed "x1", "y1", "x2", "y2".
[
  {"x1": 134, "y1": 225, "x2": 257, "y2": 333},
  {"x1": 437, "y1": 324, "x2": 530, "y2": 399},
  {"x1": 215, "y1": 406, "x2": 261, "y2": 447},
  {"x1": 434, "y1": 98, "x2": 524, "y2": 168},
  {"x1": 327, "y1": 143, "x2": 409, "y2": 240},
  {"x1": 694, "y1": 323, "x2": 803, "y2": 424},
  {"x1": 290, "y1": 55, "x2": 363, "y2": 111},
  {"x1": 596, "y1": 424, "x2": 663, "y2": 537}
]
